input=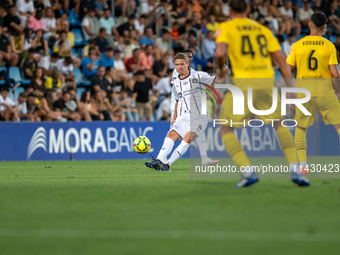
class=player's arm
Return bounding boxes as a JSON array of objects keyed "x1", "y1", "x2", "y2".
[
  {"x1": 171, "y1": 101, "x2": 178, "y2": 125},
  {"x1": 215, "y1": 43, "x2": 228, "y2": 78},
  {"x1": 330, "y1": 64, "x2": 340, "y2": 97},
  {"x1": 272, "y1": 50, "x2": 294, "y2": 87}
]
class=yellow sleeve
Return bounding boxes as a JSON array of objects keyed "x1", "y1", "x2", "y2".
[
  {"x1": 57, "y1": 80, "x2": 61, "y2": 88},
  {"x1": 329, "y1": 44, "x2": 338, "y2": 65},
  {"x1": 286, "y1": 43, "x2": 296, "y2": 66},
  {"x1": 45, "y1": 78, "x2": 52, "y2": 89},
  {"x1": 265, "y1": 29, "x2": 281, "y2": 53},
  {"x1": 215, "y1": 22, "x2": 229, "y2": 45},
  {"x1": 53, "y1": 48, "x2": 59, "y2": 53}
]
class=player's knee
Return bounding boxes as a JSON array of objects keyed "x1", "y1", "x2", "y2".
[{"x1": 219, "y1": 125, "x2": 233, "y2": 137}]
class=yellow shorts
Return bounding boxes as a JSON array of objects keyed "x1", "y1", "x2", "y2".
[
  {"x1": 295, "y1": 94, "x2": 340, "y2": 128},
  {"x1": 220, "y1": 89, "x2": 282, "y2": 128}
]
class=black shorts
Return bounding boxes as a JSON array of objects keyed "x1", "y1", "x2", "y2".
[{"x1": 0, "y1": 113, "x2": 5, "y2": 121}]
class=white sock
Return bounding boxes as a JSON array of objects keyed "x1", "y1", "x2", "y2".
[
  {"x1": 168, "y1": 141, "x2": 190, "y2": 166},
  {"x1": 196, "y1": 133, "x2": 208, "y2": 162},
  {"x1": 290, "y1": 162, "x2": 300, "y2": 174},
  {"x1": 157, "y1": 137, "x2": 175, "y2": 162},
  {"x1": 300, "y1": 161, "x2": 307, "y2": 169},
  {"x1": 242, "y1": 165, "x2": 253, "y2": 178}
]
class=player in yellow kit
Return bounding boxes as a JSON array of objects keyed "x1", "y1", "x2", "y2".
[
  {"x1": 215, "y1": 0, "x2": 309, "y2": 187},
  {"x1": 286, "y1": 12, "x2": 340, "y2": 174}
]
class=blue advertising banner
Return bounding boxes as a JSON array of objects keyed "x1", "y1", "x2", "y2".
[{"x1": 0, "y1": 121, "x2": 338, "y2": 161}]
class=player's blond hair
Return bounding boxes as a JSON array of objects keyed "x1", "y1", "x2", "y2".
[{"x1": 174, "y1": 53, "x2": 188, "y2": 63}]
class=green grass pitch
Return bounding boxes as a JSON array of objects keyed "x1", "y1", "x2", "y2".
[{"x1": 1, "y1": 156, "x2": 340, "y2": 255}]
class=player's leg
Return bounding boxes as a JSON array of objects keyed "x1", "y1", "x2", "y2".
[
  {"x1": 274, "y1": 121, "x2": 309, "y2": 186},
  {"x1": 294, "y1": 97, "x2": 317, "y2": 174},
  {"x1": 196, "y1": 132, "x2": 219, "y2": 165},
  {"x1": 219, "y1": 92, "x2": 258, "y2": 187},
  {"x1": 164, "y1": 131, "x2": 196, "y2": 170},
  {"x1": 294, "y1": 126, "x2": 308, "y2": 174},
  {"x1": 145, "y1": 130, "x2": 181, "y2": 170},
  {"x1": 219, "y1": 125, "x2": 258, "y2": 187}
]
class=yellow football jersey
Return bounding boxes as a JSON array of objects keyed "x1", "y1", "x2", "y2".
[
  {"x1": 216, "y1": 18, "x2": 281, "y2": 79},
  {"x1": 286, "y1": 36, "x2": 338, "y2": 96}
]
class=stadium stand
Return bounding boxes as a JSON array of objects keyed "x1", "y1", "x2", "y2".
[{"x1": 0, "y1": 0, "x2": 339, "y2": 122}]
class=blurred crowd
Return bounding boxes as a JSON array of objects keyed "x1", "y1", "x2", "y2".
[{"x1": 0, "y1": 0, "x2": 340, "y2": 122}]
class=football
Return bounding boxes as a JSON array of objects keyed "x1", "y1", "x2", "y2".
[{"x1": 133, "y1": 136, "x2": 151, "y2": 154}]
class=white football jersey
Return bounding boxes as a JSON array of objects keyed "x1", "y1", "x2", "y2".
[
  {"x1": 172, "y1": 70, "x2": 216, "y2": 116},
  {"x1": 170, "y1": 68, "x2": 195, "y2": 112}
]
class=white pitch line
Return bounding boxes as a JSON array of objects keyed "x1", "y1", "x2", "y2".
[{"x1": 0, "y1": 229, "x2": 339, "y2": 242}]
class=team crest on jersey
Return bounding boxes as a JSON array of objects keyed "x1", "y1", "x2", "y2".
[{"x1": 178, "y1": 92, "x2": 183, "y2": 98}]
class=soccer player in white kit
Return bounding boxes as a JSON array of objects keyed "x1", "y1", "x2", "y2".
[
  {"x1": 169, "y1": 50, "x2": 219, "y2": 166},
  {"x1": 145, "y1": 53, "x2": 219, "y2": 171}
]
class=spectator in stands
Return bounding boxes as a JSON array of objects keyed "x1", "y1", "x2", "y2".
[
  {"x1": 89, "y1": 91, "x2": 111, "y2": 120},
  {"x1": 313, "y1": 0, "x2": 322, "y2": 12},
  {"x1": 53, "y1": 40, "x2": 72, "y2": 58},
  {"x1": 67, "y1": 86, "x2": 92, "y2": 121},
  {"x1": 0, "y1": 86, "x2": 18, "y2": 121},
  {"x1": 0, "y1": 24, "x2": 19, "y2": 66},
  {"x1": 156, "y1": 94, "x2": 171, "y2": 121},
  {"x1": 26, "y1": 10, "x2": 43, "y2": 32},
  {"x1": 206, "y1": 14, "x2": 220, "y2": 36},
  {"x1": 325, "y1": 0, "x2": 340, "y2": 32},
  {"x1": 95, "y1": 27, "x2": 108, "y2": 53},
  {"x1": 77, "y1": 0, "x2": 96, "y2": 21},
  {"x1": 113, "y1": 50, "x2": 127, "y2": 73},
  {"x1": 201, "y1": 30, "x2": 216, "y2": 62},
  {"x1": 99, "y1": 46, "x2": 114, "y2": 68},
  {"x1": 123, "y1": 38, "x2": 133, "y2": 58},
  {"x1": 90, "y1": 65, "x2": 111, "y2": 97},
  {"x1": 140, "y1": 44, "x2": 154, "y2": 70},
  {"x1": 156, "y1": 30, "x2": 172, "y2": 54},
  {"x1": 82, "y1": 7, "x2": 100, "y2": 41},
  {"x1": 38, "y1": 52, "x2": 59, "y2": 77},
  {"x1": 16, "y1": 0, "x2": 35, "y2": 27},
  {"x1": 134, "y1": 14, "x2": 147, "y2": 37},
  {"x1": 139, "y1": 27, "x2": 156, "y2": 48},
  {"x1": 297, "y1": 1, "x2": 314, "y2": 30},
  {"x1": 213, "y1": 0, "x2": 229, "y2": 22},
  {"x1": 129, "y1": 29, "x2": 140, "y2": 50},
  {"x1": 82, "y1": 47, "x2": 99, "y2": 80},
  {"x1": 53, "y1": 90, "x2": 82, "y2": 121},
  {"x1": 4, "y1": 5, "x2": 24, "y2": 35},
  {"x1": 104, "y1": 66, "x2": 117, "y2": 88},
  {"x1": 117, "y1": 14, "x2": 135, "y2": 37},
  {"x1": 249, "y1": 0, "x2": 262, "y2": 21},
  {"x1": 153, "y1": 51, "x2": 170, "y2": 79},
  {"x1": 125, "y1": 48, "x2": 141, "y2": 73},
  {"x1": 99, "y1": 8, "x2": 120, "y2": 44},
  {"x1": 268, "y1": 0, "x2": 289, "y2": 35},
  {"x1": 56, "y1": 13, "x2": 75, "y2": 47},
  {"x1": 82, "y1": 38, "x2": 101, "y2": 59},
  {"x1": 187, "y1": 47, "x2": 215, "y2": 70},
  {"x1": 30, "y1": 67, "x2": 46, "y2": 97},
  {"x1": 15, "y1": 92, "x2": 34, "y2": 122},
  {"x1": 55, "y1": 56, "x2": 76, "y2": 89},
  {"x1": 282, "y1": 33, "x2": 295, "y2": 57},
  {"x1": 53, "y1": 30, "x2": 71, "y2": 50},
  {"x1": 9, "y1": 30, "x2": 25, "y2": 61},
  {"x1": 42, "y1": 7, "x2": 56, "y2": 40},
  {"x1": 130, "y1": 70, "x2": 153, "y2": 121},
  {"x1": 23, "y1": 48, "x2": 38, "y2": 80},
  {"x1": 280, "y1": 0, "x2": 301, "y2": 39},
  {"x1": 111, "y1": 88, "x2": 137, "y2": 121},
  {"x1": 154, "y1": 69, "x2": 172, "y2": 96},
  {"x1": 31, "y1": 29, "x2": 48, "y2": 57},
  {"x1": 34, "y1": 0, "x2": 45, "y2": 12},
  {"x1": 95, "y1": 0, "x2": 108, "y2": 17},
  {"x1": 44, "y1": 69, "x2": 62, "y2": 109},
  {"x1": 80, "y1": 90, "x2": 105, "y2": 120}
]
